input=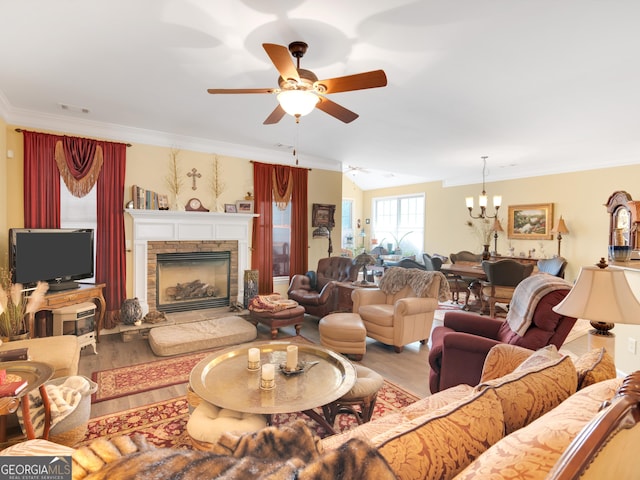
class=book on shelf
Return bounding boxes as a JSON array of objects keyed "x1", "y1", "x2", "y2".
[
  {"x1": 0, "y1": 348, "x2": 29, "y2": 362},
  {"x1": 131, "y1": 185, "x2": 168, "y2": 210}
]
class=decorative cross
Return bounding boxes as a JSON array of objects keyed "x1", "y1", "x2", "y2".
[{"x1": 187, "y1": 168, "x2": 201, "y2": 190}]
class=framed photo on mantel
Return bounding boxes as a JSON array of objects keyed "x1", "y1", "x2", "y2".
[{"x1": 507, "y1": 203, "x2": 554, "y2": 240}]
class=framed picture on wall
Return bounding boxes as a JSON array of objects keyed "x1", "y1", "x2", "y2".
[
  {"x1": 312, "y1": 203, "x2": 336, "y2": 228},
  {"x1": 507, "y1": 203, "x2": 554, "y2": 240}
]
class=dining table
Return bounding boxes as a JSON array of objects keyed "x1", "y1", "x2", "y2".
[{"x1": 440, "y1": 262, "x2": 487, "y2": 313}]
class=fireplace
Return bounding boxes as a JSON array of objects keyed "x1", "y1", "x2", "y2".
[
  {"x1": 147, "y1": 239, "x2": 238, "y2": 313},
  {"x1": 156, "y1": 251, "x2": 231, "y2": 312},
  {"x1": 127, "y1": 210, "x2": 254, "y2": 315}
]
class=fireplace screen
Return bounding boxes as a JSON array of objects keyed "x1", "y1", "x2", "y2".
[{"x1": 156, "y1": 251, "x2": 231, "y2": 312}]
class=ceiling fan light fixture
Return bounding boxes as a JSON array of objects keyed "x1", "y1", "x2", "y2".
[{"x1": 277, "y1": 89, "x2": 319, "y2": 118}]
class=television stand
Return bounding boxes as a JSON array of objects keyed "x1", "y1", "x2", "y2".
[{"x1": 48, "y1": 281, "x2": 80, "y2": 292}]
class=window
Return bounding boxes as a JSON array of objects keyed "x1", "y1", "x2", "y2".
[
  {"x1": 272, "y1": 202, "x2": 291, "y2": 277},
  {"x1": 341, "y1": 199, "x2": 354, "y2": 250},
  {"x1": 60, "y1": 180, "x2": 97, "y2": 282},
  {"x1": 372, "y1": 194, "x2": 424, "y2": 256}
]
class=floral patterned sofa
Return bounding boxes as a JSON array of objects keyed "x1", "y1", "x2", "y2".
[
  {"x1": 1, "y1": 344, "x2": 623, "y2": 480},
  {"x1": 321, "y1": 343, "x2": 620, "y2": 480}
]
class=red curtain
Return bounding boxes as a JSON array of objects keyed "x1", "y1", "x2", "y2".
[
  {"x1": 252, "y1": 162, "x2": 274, "y2": 293},
  {"x1": 23, "y1": 131, "x2": 61, "y2": 228},
  {"x1": 289, "y1": 167, "x2": 308, "y2": 276},
  {"x1": 21, "y1": 130, "x2": 127, "y2": 329},
  {"x1": 251, "y1": 162, "x2": 309, "y2": 293},
  {"x1": 97, "y1": 141, "x2": 127, "y2": 329}
]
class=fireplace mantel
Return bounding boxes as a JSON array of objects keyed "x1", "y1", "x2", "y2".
[{"x1": 126, "y1": 209, "x2": 257, "y2": 314}]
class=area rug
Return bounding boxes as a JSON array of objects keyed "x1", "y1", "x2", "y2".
[
  {"x1": 79, "y1": 379, "x2": 419, "y2": 448},
  {"x1": 91, "y1": 336, "x2": 314, "y2": 403}
]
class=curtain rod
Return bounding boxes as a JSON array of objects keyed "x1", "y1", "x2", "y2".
[
  {"x1": 249, "y1": 160, "x2": 311, "y2": 171},
  {"x1": 14, "y1": 128, "x2": 132, "y2": 147}
]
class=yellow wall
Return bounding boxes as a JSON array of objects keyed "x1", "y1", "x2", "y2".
[
  {"x1": 2, "y1": 125, "x2": 344, "y2": 297},
  {"x1": 361, "y1": 167, "x2": 640, "y2": 374},
  {"x1": 0, "y1": 118, "x2": 7, "y2": 258},
  {"x1": 3, "y1": 123, "x2": 640, "y2": 374}
]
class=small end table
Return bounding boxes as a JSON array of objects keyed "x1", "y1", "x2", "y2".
[{"x1": 0, "y1": 361, "x2": 54, "y2": 443}]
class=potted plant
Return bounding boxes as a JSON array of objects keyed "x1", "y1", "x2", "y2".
[{"x1": 0, "y1": 271, "x2": 48, "y2": 340}]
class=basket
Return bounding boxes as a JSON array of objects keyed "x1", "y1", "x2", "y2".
[{"x1": 46, "y1": 375, "x2": 97, "y2": 447}]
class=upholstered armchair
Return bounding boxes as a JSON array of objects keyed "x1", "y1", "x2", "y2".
[
  {"x1": 287, "y1": 257, "x2": 358, "y2": 318},
  {"x1": 352, "y1": 267, "x2": 449, "y2": 353},
  {"x1": 480, "y1": 259, "x2": 534, "y2": 317},
  {"x1": 428, "y1": 273, "x2": 577, "y2": 393}
]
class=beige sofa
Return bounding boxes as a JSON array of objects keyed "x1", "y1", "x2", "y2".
[
  {"x1": 321, "y1": 344, "x2": 620, "y2": 480},
  {"x1": 1, "y1": 343, "x2": 625, "y2": 480},
  {"x1": 0, "y1": 335, "x2": 81, "y2": 378}
]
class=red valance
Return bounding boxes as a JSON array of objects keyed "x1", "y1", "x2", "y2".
[{"x1": 55, "y1": 137, "x2": 103, "y2": 198}]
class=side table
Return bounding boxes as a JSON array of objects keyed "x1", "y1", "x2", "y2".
[{"x1": 0, "y1": 361, "x2": 54, "y2": 444}]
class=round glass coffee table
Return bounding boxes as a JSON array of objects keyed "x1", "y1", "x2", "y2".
[{"x1": 190, "y1": 341, "x2": 356, "y2": 434}]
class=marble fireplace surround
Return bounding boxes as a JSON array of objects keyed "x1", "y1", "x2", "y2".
[{"x1": 126, "y1": 209, "x2": 256, "y2": 314}]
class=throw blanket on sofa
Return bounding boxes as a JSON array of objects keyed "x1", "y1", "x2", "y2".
[
  {"x1": 248, "y1": 293, "x2": 299, "y2": 312},
  {"x1": 379, "y1": 267, "x2": 450, "y2": 301},
  {"x1": 506, "y1": 273, "x2": 572, "y2": 336},
  {"x1": 72, "y1": 420, "x2": 397, "y2": 480},
  {"x1": 17, "y1": 375, "x2": 91, "y2": 438}
]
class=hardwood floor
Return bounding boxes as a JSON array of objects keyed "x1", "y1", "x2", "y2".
[{"x1": 79, "y1": 313, "x2": 589, "y2": 419}]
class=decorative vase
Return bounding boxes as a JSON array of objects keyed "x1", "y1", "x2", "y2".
[
  {"x1": 9, "y1": 331, "x2": 29, "y2": 342},
  {"x1": 482, "y1": 245, "x2": 491, "y2": 260}
]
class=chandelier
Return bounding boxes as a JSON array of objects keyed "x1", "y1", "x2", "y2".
[{"x1": 466, "y1": 156, "x2": 502, "y2": 219}]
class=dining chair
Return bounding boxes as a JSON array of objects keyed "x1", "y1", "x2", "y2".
[{"x1": 480, "y1": 259, "x2": 534, "y2": 317}]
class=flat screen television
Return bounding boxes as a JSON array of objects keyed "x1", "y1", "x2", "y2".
[{"x1": 9, "y1": 228, "x2": 95, "y2": 291}]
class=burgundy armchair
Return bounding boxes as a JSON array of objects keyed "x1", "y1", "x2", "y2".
[
  {"x1": 428, "y1": 275, "x2": 577, "y2": 393},
  {"x1": 287, "y1": 257, "x2": 358, "y2": 318}
]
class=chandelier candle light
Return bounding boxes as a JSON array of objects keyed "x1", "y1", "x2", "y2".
[{"x1": 466, "y1": 156, "x2": 502, "y2": 219}]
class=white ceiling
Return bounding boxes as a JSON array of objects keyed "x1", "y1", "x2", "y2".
[{"x1": 1, "y1": 0, "x2": 639, "y2": 190}]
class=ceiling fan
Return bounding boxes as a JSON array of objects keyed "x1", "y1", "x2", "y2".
[{"x1": 207, "y1": 41, "x2": 387, "y2": 124}]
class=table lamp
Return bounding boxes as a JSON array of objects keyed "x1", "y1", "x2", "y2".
[
  {"x1": 551, "y1": 216, "x2": 569, "y2": 257},
  {"x1": 492, "y1": 218, "x2": 504, "y2": 255},
  {"x1": 552, "y1": 258, "x2": 640, "y2": 355},
  {"x1": 353, "y1": 253, "x2": 375, "y2": 286}
]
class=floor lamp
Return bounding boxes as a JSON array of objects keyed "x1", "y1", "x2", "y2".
[{"x1": 552, "y1": 258, "x2": 640, "y2": 356}]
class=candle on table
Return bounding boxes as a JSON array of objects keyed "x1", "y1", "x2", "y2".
[
  {"x1": 262, "y1": 363, "x2": 275, "y2": 381},
  {"x1": 286, "y1": 345, "x2": 298, "y2": 371},
  {"x1": 247, "y1": 347, "x2": 260, "y2": 370},
  {"x1": 248, "y1": 348, "x2": 260, "y2": 362}
]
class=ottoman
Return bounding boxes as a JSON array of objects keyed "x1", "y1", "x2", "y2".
[
  {"x1": 322, "y1": 364, "x2": 384, "y2": 425},
  {"x1": 148, "y1": 316, "x2": 257, "y2": 356},
  {"x1": 319, "y1": 312, "x2": 366, "y2": 361},
  {"x1": 249, "y1": 305, "x2": 305, "y2": 339},
  {"x1": 187, "y1": 401, "x2": 267, "y2": 450}
]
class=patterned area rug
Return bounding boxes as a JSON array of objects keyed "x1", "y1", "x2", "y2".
[
  {"x1": 79, "y1": 379, "x2": 419, "y2": 448},
  {"x1": 91, "y1": 336, "x2": 314, "y2": 403}
]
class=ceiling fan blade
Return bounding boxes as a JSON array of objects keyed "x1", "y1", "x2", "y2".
[
  {"x1": 316, "y1": 98, "x2": 359, "y2": 123},
  {"x1": 316, "y1": 70, "x2": 387, "y2": 94},
  {"x1": 263, "y1": 105, "x2": 286, "y2": 125},
  {"x1": 263, "y1": 43, "x2": 300, "y2": 83},
  {"x1": 207, "y1": 88, "x2": 275, "y2": 94}
]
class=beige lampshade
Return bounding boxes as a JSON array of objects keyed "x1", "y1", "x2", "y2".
[
  {"x1": 493, "y1": 218, "x2": 504, "y2": 232},
  {"x1": 552, "y1": 265, "x2": 640, "y2": 325},
  {"x1": 551, "y1": 216, "x2": 570, "y2": 235}
]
